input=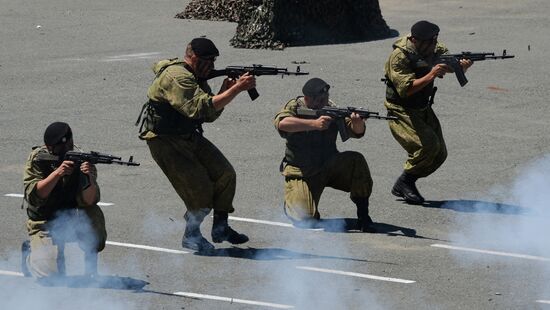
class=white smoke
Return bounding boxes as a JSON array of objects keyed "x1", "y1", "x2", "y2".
[
  {"x1": 233, "y1": 218, "x2": 385, "y2": 310},
  {"x1": 448, "y1": 154, "x2": 550, "y2": 298},
  {"x1": 0, "y1": 209, "x2": 144, "y2": 310},
  {"x1": 0, "y1": 251, "x2": 138, "y2": 310}
]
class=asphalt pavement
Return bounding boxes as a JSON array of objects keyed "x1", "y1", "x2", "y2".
[{"x1": 1, "y1": 0, "x2": 550, "y2": 309}]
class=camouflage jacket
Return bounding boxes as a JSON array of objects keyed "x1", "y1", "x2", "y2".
[
  {"x1": 23, "y1": 146, "x2": 100, "y2": 220},
  {"x1": 274, "y1": 97, "x2": 364, "y2": 177},
  {"x1": 140, "y1": 58, "x2": 223, "y2": 140},
  {"x1": 384, "y1": 36, "x2": 448, "y2": 109}
]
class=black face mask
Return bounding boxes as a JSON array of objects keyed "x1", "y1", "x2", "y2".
[
  {"x1": 195, "y1": 58, "x2": 215, "y2": 79},
  {"x1": 50, "y1": 139, "x2": 74, "y2": 158},
  {"x1": 308, "y1": 93, "x2": 329, "y2": 109},
  {"x1": 50, "y1": 129, "x2": 74, "y2": 157}
]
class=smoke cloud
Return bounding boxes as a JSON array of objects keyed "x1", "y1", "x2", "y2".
[
  {"x1": 0, "y1": 209, "x2": 146, "y2": 310},
  {"x1": 448, "y1": 154, "x2": 550, "y2": 298}
]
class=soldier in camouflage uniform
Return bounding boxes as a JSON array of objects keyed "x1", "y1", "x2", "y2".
[
  {"x1": 274, "y1": 78, "x2": 376, "y2": 232},
  {"x1": 138, "y1": 38, "x2": 256, "y2": 252},
  {"x1": 23, "y1": 122, "x2": 106, "y2": 279},
  {"x1": 383, "y1": 21, "x2": 472, "y2": 204}
]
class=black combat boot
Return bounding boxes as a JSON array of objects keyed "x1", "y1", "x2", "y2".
[
  {"x1": 352, "y1": 197, "x2": 376, "y2": 233},
  {"x1": 211, "y1": 211, "x2": 249, "y2": 244},
  {"x1": 182, "y1": 210, "x2": 214, "y2": 252},
  {"x1": 21, "y1": 240, "x2": 31, "y2": 277},
  {"x1": 391, "y1": 172, "x2": 425, "y2": 204}
]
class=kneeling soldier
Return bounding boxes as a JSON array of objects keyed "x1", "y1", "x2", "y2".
[
  {"x1": 274, "y1": 78, "x2": 376, "y2": 232},
  {"x1": 23, "y1": 122, "x2": 107, "y2": 279}
]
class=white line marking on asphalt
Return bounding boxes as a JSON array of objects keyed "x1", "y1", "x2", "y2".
[
  {"x1": 296, "y1": 266, "x2": 416, "y2": 284},
  {"x1": 106, "y1": 241, "x2": 190, "y2": 254},
  {"x1": 6, "y1": 193, "x2": 319, "y2": 231},
  {"x1": 228, "y1": 216, "x2": 323, "y2": 231},
  {"x1": 431, "y1": 244, "x2": 550, "y2": 262},
  {"x1": 0, "y1": 270, "x2": 24, "y2": 277},
  {"x1": 536, "y1": 300, "x2": 550, "y2": 304},
  {"x1": 172, "y1": 292, "x2": 294, "y2": 309},
  {"x1": 60, "y1": 58, "x2": 87, "y2": 62},
  {"x1": 229, "y1": 216, "x2": 294, "y2": 227},
  {"x1": 101, "y1": 52, "x2": 161, "y2": 62},
  {"x1": 0, "y1": 268, "x2": 294, "y2": 309},
  {"x1": 97, "y1": 202, "x2": 114, "y2": 207},
  {"x1": 5, "y1": 193, "x2": 115, "y2": 206}
]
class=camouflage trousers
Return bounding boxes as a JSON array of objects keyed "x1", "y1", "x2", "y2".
[
  {"x1": 385, "y1": 101, "x2": 447, "y2": 178},
  {"x1": 147, "y1": 133, "x2": 236, "y2": 213},
  {"x1": 283, "y1": 151, "x2": 373, "y2": 221},
  {"x1": 26, "y1": 206, "x2": 106, "y2": 278}
]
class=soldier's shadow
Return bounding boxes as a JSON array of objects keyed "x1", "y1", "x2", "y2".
[
  {"x1": 194, "y1": 246, "x2": 393, "y2": 264},
  {"x1": 37, "y1": 275, "x2": 149, "y2": 290},
  {"x1": 420, "y1": 199, "x2": 527, "y2": 215},
  {"x1": 291, "y1": 218, "x2": 444, "y2": 241}
]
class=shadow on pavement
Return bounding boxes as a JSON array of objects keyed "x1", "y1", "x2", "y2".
[
  {"x1": 291, "y1": 218, "x2": 445, "y2": 241},
  {"x1": 37, "y1": 275, "x2": 149, "y2": 290},
  {"x1": 194, "y1": 246, "x2": 394, "y2": 264},
  {"x1": 420, "y1": 199, "x2": 527, "y2": 215}
]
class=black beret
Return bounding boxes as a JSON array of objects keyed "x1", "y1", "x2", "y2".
[
  {"x1": 190, "y1": 37, "x2": 219, "y2": 58},
  {"x1": 302, "y1": 78, "x2": 330, "y2": 97},
  {"x1": 411, "y1": 20, "x2": 440, "y2": 41},
  {"x1": 44, "y1": 122, "x2": 72, "y2": 145}
]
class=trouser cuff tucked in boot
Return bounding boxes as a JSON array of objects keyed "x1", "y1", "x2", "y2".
[
  {"x1": 211, "y1": 211, "x2": 249, "y2": 244},
  {"x1": 391, "y1": 172, "x2": 425, "y2": 204},
  {"x1": 351, "y1": 197, "x2": 376, "y2": 233},
  {"x1": 182, "y1": 209, "x2": 214, "y2": 252}
]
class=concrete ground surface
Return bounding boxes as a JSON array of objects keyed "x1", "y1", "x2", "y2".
[{"x1": 1, "y1": 0, "x2": 550, "y2": 309}]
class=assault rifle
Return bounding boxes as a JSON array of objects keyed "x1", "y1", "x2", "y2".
[
  {"x1": 296, "y1": 106, "x2": 398, "y2": 142},
  {"x1": 62, "y1": 151, "x2": 140, "y2": 166},
  {"x1": 35, "y1": 150, "x2": 140, "y2": 188},
  {"x1": 208, "y1": 65, "x2": 309, "y2": 100},
  {"x1": 436, "y1": 50, "x2": 514, "y2": 87}
]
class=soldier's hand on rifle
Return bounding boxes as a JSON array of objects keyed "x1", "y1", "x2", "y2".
[
  {"x1": 55, "y1": 160, "x2": 74, "y2": 177},
  {"x1": 220, "y1": 77, "x2": 237, "y2": 92},
  {"x1": 80, "y1": 162, "x2": 97, "y2": 180},
  {"x1": 80, "y1": 161, "x2": 98, "y2": 204},
  {"x1": 350, "y1": 112, "x2": 366, "y2": 134},
  {"x1": 314, "y1": 115, "x2": 333, "y2": 131},
  {"x1": 234, "y1": 72, "x2": 256, "y2": 92},
  {"x1": 460, "y1": 59, "x2": 473, "y2": 72},
  {"x1": 431, "y1": 63, "x2": 453, "y2": 79}
]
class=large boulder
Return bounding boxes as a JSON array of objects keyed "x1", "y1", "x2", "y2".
[{"x1": 177, "y1": 0, "x2": 396, "y2": 49}]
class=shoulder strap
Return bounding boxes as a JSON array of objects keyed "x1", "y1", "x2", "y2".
[
  {"x1": 154, "y1": 58, "x2": 185, "y2": 78},
  {"x1": 395, "y1": 46, "x2": 422, "y2": 66}
]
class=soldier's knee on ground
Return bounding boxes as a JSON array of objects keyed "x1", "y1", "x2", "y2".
[
  {"x1": 290, "y1": 218, "x2": 320, "y2": 229},
  {"x1": 284, "y1": 201, "x2": 318, "y2": 224}
]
